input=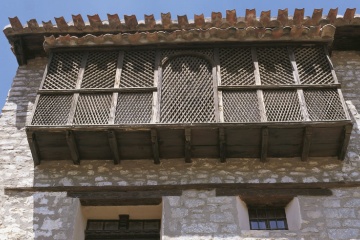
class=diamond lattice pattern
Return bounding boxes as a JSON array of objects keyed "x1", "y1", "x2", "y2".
[
  {"x1": 161, "y1": 56, "x2": 216, "y2": 123},
  {"x1": 294, "y1": 47, "x2": 334, "y2": 84},
  {"x1": 31, "y1": 95, "x2": 73, "y2": 125},
  {"x1": 73, "y1": 94, "x2": 112, "y2": 124},
  {"x1": 115, "y1": 92, "x2": 153, "y2": 124},
  {"x1": 43, "y1": 52, "x2": 83, "y2": 89},
  {"x1": 223, "y1": 91, "x2": 260, "y2": 122},
  {"x1": 264, "y1": 90, "x2": 303, "y2": 122},
  {"x1": 81, "y1": 51, "x2": 118, "y2": 88},
  {"x1": 304, "y1": 89, "x2": 346, "y2": 120},
  {"x1": 257, "y1": 47, "x2": 295, "y2": 85},
  {"x1": 120, "y1": 51, "x2": 155, "y2": 88},
  {"x1": 219, "y1": 48, "x2": 255, "y2": 85},
  {"x1": 162, "y1": 49, "x2": 214, "y2": 60}
]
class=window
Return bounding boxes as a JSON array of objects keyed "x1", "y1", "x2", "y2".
[{"x1": 248, "y1": 207, "x2": 288, "y2": 230}]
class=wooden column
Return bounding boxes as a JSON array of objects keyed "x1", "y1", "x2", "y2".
[
  {"x1": 108, "y1": 130, "x2": 120, "y2": 164},
  {"x1": 185, "y1": 128, "x2": 192, "y2": 163}
]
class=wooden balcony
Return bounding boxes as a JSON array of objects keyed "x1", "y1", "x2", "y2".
[{"x1": 26, "y1": 121, "x2": 352, "y2": 165}]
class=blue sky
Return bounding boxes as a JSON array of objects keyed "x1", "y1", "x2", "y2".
[{"x1": 0, "y1": 0, "x2": 359, "y2": 108}]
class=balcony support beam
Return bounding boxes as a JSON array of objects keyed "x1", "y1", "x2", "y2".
[
  {"x1": 261, "y1": 127, "x2": 268, "y2": 162},
  {"x1": 301, "y1": 127, "x2": 312, "y2": 162},
  {"x1": 151, "y1": 129, "x2": 160, "y2": 164},
  {"x1": 185, "y1": 128, "x2": 192, "y2": 163},
  {"x1": 66, "y1": 130, "x2": 80, "y2": 165},
  {"x1": 26, "y1": 131, "x2": 40, "y2": 165},
  {"x1": 339, "y1": 124, "x2": 352, "y2": 160},
  {"x1": 219, "y1": 128, "x2": 226, "y2": 163},
  {"x1": 108, "y1": 130, "x2": 120, "y2": 164}
]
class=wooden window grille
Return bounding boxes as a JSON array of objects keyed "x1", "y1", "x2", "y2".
[
  {"x1": 160, "y1": 55, "x2": 217, "y2": 123},
  {"x1": 222, "y1": 91, "x2": 260, "y2": 122},
  {"x1": 85, "y1": 215, "x2": 160, "y2": 240},
  {"x1": 249, "y1": 207, "x2": 288, "y2": 230}
]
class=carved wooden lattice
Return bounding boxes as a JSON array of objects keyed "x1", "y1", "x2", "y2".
[
  {"x1": 73, "y1": 94, "x2": 112, "y2": 124},
  {"x1": 257, "y1": 47, "x2": 294, "y2": 85},
  {"x1": 42, "y1": 52, "x2": 83, "y2": 89},
  {"x1": 219, "y1": 48, "x2": 255, "y2": 85},
  {"x1": 264, "y1": 90, "x2": 303, "y2": 122},
  {"x1": 161, "y1": 55, "x2": 216, "y2": 123},
  {"x1": 32, "y1": 95, "x2": 73, "y2": 125},
  {"x1": 294, "y1": 47, "x2": 334, "y2": 84},
  {"x1": 115, "y1": 92, "x2": 153, "y2": 124},
  {"x1": 120, "y1": 50, "x2": 155, "y2": 88},
  {"x1": 81, "y1": 51, "x2": 118, "y2": 88},
  {"x1": 223, "y1": 91, "x2": 260, "y2": 122},
  {"x1": 304, "y1": 89, "x2": 346, "y2": 120}
]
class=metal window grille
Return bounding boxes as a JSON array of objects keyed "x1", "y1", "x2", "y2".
[
  {"x1": 31, "y1": 95, "x2": 73, "y2": 125},
  {"x1": 294, "y1": 47, "x2": 334, "y2": 84},
  {"x1": 223, "y1": 91, "x2": 260, "y2": 122},
  {"x1": 120, "y1": 50, "x2": 155, "y2": 88},
  {"x1": 304, "y1": 89, "x2": 346, "y2": 121},
  {"x1": 264, "y1": 90, "x2": 303, "y2": 122},
  {"x1": 115, "y1": 92, "x2": 153, "y2": 124},
  {"x1": 249, "y1": 208, "x2": 288, "y2": 230},
  {"x1": 81, "y1": 51, "x2": 118, "y2": 88},
  {"x1": 160, "y1": 55, "x2": 216, "y2": 123},
  {"x1": 42, "y1": 52, "x2": 83, "y2": 89},
  {"x1": 257, "y1": 47, "x2": 295, "y2": 85},
  {"x1": 73, "y1": 94, "x2": 112, "y2": 125},
  {"x1": 219, "y1": 48, "x2": 255, "y2": 85}
]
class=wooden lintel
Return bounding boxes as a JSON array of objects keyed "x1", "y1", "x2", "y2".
[
  {"x1": 151, "y1": 129, "x2": 160, "y2": 164},
  {"x1": 185, "y1": 128, "x2": 192, "y2": 163},
  {"x1": 301, "y1": 126, "x2": 312, "y2": 162},
  {"x1": 68, "y1": 189, "x2": 182, "y2": 199},
  {"x1": 219, "y1": 128, "x2": 226, "y2": 163},
  {"x1": 338, "y1": 124, "x2": 353, "y2": 160},
  {"x1": 216, "y1": 187, "x2": 332, "y2": 197},
  {"x1": 261, "y1": 127, "x2": 268, "y2": 162},
  {"x1": 26, "y1": 131, "x2": 40, "y2": 165},
  {"x1": 108, "y1": 130, "x2": 120, "y2": 164},
  {"x1": 66, "y1": 130, "x2": 80, "y2": 165}
]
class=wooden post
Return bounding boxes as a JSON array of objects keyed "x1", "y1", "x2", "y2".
[
  {"x1": 185, "y1": 128, "x2": 192, "y2": 163},
  {"x1": 338, "y1": 124, "x2": 353, "y2": 160},
  {"x1": 152, "y1": 51, "x2": 161, "y2": 123},
  {"x1": 26, "y1": 130, "x2": 40, "y2": 165},
  {"x1": 108, "y1": 51, "x2": 124, "y2": 124},
  {"x1": 151, "y1": 129, "x2": 160, "y2": 164},
  {"x1": 261, "y1": 127, "x2": 268, "y2": 162},
  {"x1": 66, "y1": 130, "x2": 80, "y2": 164},
  {"x1": 301, "y1": 126, "x2": 312, "y2": 161},
  {"x1": 219, "y1": 128, "x2": 226, "y2": 163},
  {"x1": 108, "y1": 130, "x2": 120, "y2": 164},
  {"x1": 213, "y1": 48, "x2": 222, "y2": 123}
]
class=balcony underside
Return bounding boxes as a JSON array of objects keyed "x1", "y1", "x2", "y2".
[{"x1": 26, "y1": 121, "x2": 352, "y2": 165}]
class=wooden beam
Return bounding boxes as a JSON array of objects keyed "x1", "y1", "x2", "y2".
[
  {"x1": 301, "y1": 126, "x2": 312, "y2": 162},
  {"x1": 216, "y1": 187, "x2": 332, "y2": 197},
  {"x1": 185, "y1": 128, "x2": 192, "y2": 163},
  {"x1": 26, "y1": 130, "x2": 40, "y2": 165},
  {"x1": 261, "y1": 127, "x2": 268, "y2": 162},
  {"x1": 108, "y1": 130, "x2": 120, "y2": 164},
  {"x1": 66, "y1": 130, "x2": 80, "y2": 164},
  {"x1": 151, "y1": 129, "x2": 160, "y2": 164},
  {"x1": 219, "y1": 128, "x2": 226, "y2": 163},
  {"x1": 338, "y1": 124, "x2": 353, "y2": 160},
  {"x1": 218, "y1": 84, "x2": 341, "y2": 91},
  {"x1": 38, "y1": 87, "x2": 157, "y2": 94}
]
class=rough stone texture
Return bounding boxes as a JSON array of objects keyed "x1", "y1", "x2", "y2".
[{"x1": 0, "y1": 52, "x2": 360, "y2": 239}]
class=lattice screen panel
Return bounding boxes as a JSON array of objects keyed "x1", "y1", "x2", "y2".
[
  {"x1": 161, "y1": 56, "x2": 216, "y2": 123},
  {"x1": 42, "y1": 52, "x2": 83, "y2": 89},
  {"x1": 219, "y1": 48, "x2": 255, "y2": 85},
  {"x1": 304, "y1": 89, "x2": 346, "y2": 120},
  {"x1": 120, "y1": 50, "x2": 155, "y2": 88},
  {"x1": 257, "y1": 47, "x2": 295, "y2": 85},
  {"x1": 81, "y1": 51, "x2": 118, "y2": 88},
  {"x1": 223, "y1": 91, "x2": 260, "y2": 122},
  {"x1": 115, "y1": 92, "x2": 153, "y2": 124},
  {"x1": 264, "y1": 90, "x2": 303, "y2": 122},
  {"x1": 73, "y1": 94, "x2": 112, "y2": 124},
  {"x1": 161, "y1": 49, "x2": 214, "y2": 59},
  {"x1": 294, "y1": 47, "x2": 334, "y2": 84},
  {"x1": 31, "y1": 95, "x2": 73, "y2": 125}
]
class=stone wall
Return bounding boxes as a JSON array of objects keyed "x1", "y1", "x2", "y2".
[{"x1": 0, "y1": 51, "x2": 359, "y2": 239}]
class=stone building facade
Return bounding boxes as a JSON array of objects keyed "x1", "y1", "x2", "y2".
[{"x1": 1, "y1": 8, "x2": 360, "y2": 240}]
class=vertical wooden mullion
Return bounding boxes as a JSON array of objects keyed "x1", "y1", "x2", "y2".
[
  {"x1": 67, "y1": 52, "x2": 88, "y2": 125},
  {"x1": 288, "y1": 47, "x2": 310, "y2": 121},
  {"x1": 152, "y1": 50, "x2": 161, "y2": 123},
  {"x1": 251, "y1": 47, "x2": 267, "y2": 122},
  {"x1": 157, "y1": 52, "x2": 163, "y2": 123},
  {"x1": 214, "y1": 48, "x2": 224, "y2": 123},
  {"x1": 109, "y1": 51, "x2": 124, "y2": 124}
]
